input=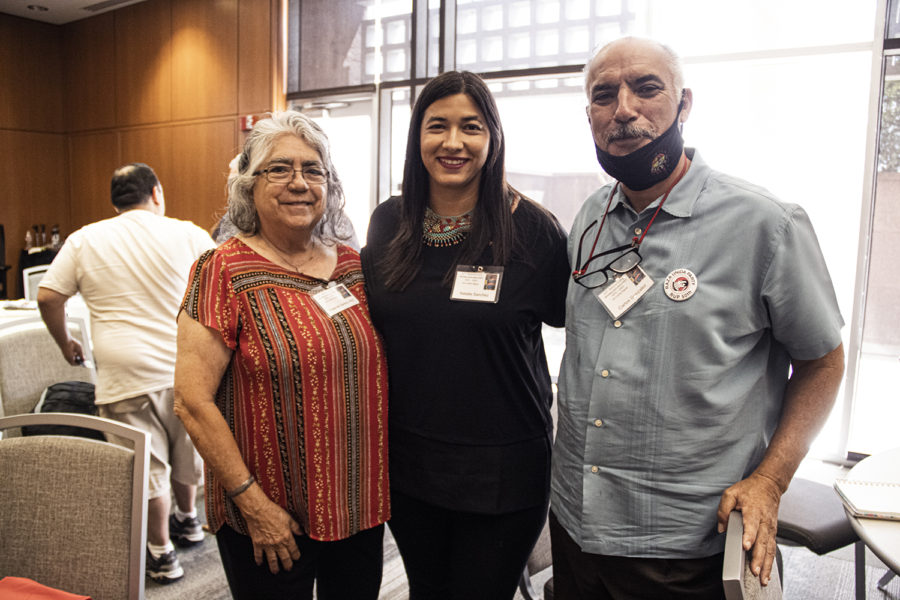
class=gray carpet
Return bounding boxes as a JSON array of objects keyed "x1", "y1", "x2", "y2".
[
  {"x1": 146, "y1": 527, "x2": 899, "y2": 600},
  {"x1": 145, "y1": 534, "x2": 228, "y2": 600},
  {"x1": 778, "y1": 544, "x2": 899, "y2": 600}
]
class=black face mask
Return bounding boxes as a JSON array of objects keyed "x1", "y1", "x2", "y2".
[{"x1": 595, "y1": 101, "x2": 685, "y2": 191}]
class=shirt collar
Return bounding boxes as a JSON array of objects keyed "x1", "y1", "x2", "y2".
[{"x1": 610, "y1": 148, "x2": 709, "y2": 219}]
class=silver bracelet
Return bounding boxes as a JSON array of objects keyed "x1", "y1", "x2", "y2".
[{"x1": 226, "y1": 475, "x2": 256, "y2": 498}]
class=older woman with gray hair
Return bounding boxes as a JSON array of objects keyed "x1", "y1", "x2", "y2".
[{"x1": 174, "y1": 110, "x2": 389, "y2": 599}]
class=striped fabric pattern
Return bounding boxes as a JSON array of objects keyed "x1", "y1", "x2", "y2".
[{"x1": 183, "y1": 238, "x2": 389, "y2": 541}]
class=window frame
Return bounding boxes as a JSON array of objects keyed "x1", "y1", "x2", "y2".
[{"x1": 286, "y1": 0, "x2": 891, "y2": 463}]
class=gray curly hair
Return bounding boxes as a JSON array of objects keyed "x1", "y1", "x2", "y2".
[{"x1": 226, "y1": 110, "x2": 351, "y2": 243}]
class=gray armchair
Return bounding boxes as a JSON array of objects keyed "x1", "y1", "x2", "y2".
[
  {"x1": 0, "y1": 316, "x2": 95, "y2": 424},
  {"x1": 519, "y1": 514, "x2": 554, "y2": 600},
  {"x1": 0, "y1": 413, "x2": 150, "y2": 600}
]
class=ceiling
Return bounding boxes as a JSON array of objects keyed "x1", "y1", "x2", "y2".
[{"x1": 0, "y1": 0, "x2": 147, "y2": 25}]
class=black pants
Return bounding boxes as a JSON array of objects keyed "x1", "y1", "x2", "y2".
[
  {"x1": 549, "y1": 510, "x2": 726, "y2": 600},
  {"x1": 215, "y1": 523, "x2": 384, "y2": 600},
  {"x1": 388, "y1": 489, "x2": 548, "y2": 600}
]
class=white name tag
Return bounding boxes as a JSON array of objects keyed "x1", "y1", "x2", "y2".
[
  {"x1": 312, "y1": 283, "x2": 359, "y2": 317},
  {"x1": 450, "y1": 265, "x2": 503, "y2": 303},
  {"x1": 595, "y1": 265, "x2": 653, "y2": 319}
]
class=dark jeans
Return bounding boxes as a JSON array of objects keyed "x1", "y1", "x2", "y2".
[
  {"x1": 388, "y1": 488, "x2": 548, "y2": 600},
  {"x1": 215, "y1": 523, "x2": 384, "y2": 600},
  {"x1": 549, "y1": 510, "x2": 726, "y2": 600}
]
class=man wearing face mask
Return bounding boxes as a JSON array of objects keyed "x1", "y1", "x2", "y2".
[{"x1": 549, "y1": 37, "x2": 845, "y2": 599}]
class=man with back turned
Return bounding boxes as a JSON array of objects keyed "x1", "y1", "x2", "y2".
[{"x1": 38, "y1": 163, "x2": 215, "y2": 584}]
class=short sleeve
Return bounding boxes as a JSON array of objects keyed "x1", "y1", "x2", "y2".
[
  {"x1": 38, "y1": 234, "x2": 81, "y2": 297},
  {"x1": 361, "y1": 198, "x2": 400, "y2": 287},
  {"x1": 540, "y1": 215, "x2": 570, "y2": 328},
  {"x1": 187, "y1": 224, "x2": 216, "y2": 256},
  {"x1": 181, "y1": 248, "x2": 239, "y2": 350},
  {"x1": 365, "y1": 197, "x2": 399, "y2": 248},
  {"x1": 762, "y1": 206, "x2": 844, "y2": 360}
]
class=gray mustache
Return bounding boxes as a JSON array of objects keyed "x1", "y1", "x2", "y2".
[{"x1": 605, "y1": 124, "x2": 657, "y2": 144}]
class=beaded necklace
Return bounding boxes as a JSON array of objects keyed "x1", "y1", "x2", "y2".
[{"x1": 422, "y1": 206, "x2": 473, "y2": 247}]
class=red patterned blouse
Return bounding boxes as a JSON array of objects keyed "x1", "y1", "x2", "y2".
[{"x1": 181, "y1": 238, "x2": 389, "y2": 541}]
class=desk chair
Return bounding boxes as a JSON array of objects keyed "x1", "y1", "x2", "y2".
[
  {"x1": 723, "y1": 511, "x2": 783, "y2": 600},
  {"x1": 0, "y1": 412, "x2": 150, "y2": 600},
  {"x1": 777, "y1": 477, "x2": 864, "y2": 600},
  {"x1": 519, "y1": 515, "x2": 553, "y2": 600},
  {"x1": 522, "y1": 478, "x2": 856, "y2": 600},
  {"x1": 0, "y1": 316, "x2": 95, "y2": 426},
  {"x1": 22, "y1": 264, "x2": 50, "y2": 300},
  {"x1": 518, "y1": 388, "x2": 558, "y2": 600}
]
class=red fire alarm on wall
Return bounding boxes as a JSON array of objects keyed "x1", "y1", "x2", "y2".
[{"x1": 240, "y1": 115, "x2": 264, "y2": 131}]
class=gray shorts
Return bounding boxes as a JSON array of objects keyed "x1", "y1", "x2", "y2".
[{"x1": 99, "y1": 389, "x2": 203, "y2": 499}]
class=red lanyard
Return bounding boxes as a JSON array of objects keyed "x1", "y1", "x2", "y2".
[{"x1": 584, "y1": 158, "x2": 690, "y2": 260}]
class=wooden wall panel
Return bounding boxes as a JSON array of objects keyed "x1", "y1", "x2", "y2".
[
  {"x1": 67, "y1": 132, "x2": 120, "y2": 229},
  {"x1": 0, "y1": 15, "x2": 14, "y2": 129},
  {"x1": 64, "y1": 13, "x2": 116, "y2": 133},
  {"x1": 120, "y1": 127, "x2": 174, "y2": 195},
  {"x1": 0, "y1": 14, "x2": 63, "y2": 132},
  {"x1": 168, "y1": 120, "x2": 238, "y2": 230},
  {"x1": 172, "y1": 0, "x2": 239, "y2": 120},
  {"x1": 115, "y1": 0, "x2": 172, "y2": 126},
  {"x1": 0, "y1": 0, "x2": 281, "y2": 294},
  {"x1": 239, "y1": 0, "x2": 278, "y2": 115},
  {"x1": 0, "y1": 130, "x2": 67, "y2": 279}
]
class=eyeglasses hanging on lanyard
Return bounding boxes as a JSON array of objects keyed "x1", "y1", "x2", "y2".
[{"x1": 572, "y1": 160, "x2": 689, "y2": 289}]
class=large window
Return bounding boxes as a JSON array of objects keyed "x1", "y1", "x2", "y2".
[
  {"x1": 850, "y1": 45, "x2": 900, "y2": 456},
  {"x1": 288, "y1": 0, "x2": 886, "y2": 461}
]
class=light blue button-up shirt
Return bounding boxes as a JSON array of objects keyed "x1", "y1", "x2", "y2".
[{"x1": 550, "y1": 150, "x2": 843, "y2": 558}]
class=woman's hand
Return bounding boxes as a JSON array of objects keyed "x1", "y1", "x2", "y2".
[
  {"x1": 175, "y1": 313, "x2": 303, "y2": 573},
  {"x1": 237, "y1": 486, "x2": 303, "y2": 574}
]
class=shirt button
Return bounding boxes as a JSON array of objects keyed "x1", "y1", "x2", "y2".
[
  {"x1": 634, "y1": 227, "x2": 642, "y2": 236},
  {"x1": 594, "y1": 419, "x2": 603, "y2": 427},
  {"x1": 591, "y1": 466, "x2": 599, "y2": 474},
  {"x1": 601, "y1": 369, "x2": 610, "y2": 378},
  {"x1": 613, "y1": 320, "x2": 622, "y2": 328}
]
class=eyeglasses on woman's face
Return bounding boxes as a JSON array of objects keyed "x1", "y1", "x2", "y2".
[{"x1": 253, "y1": 164, "x2": 328, "y2": 185}]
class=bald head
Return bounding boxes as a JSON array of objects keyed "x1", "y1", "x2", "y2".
[{"x1": 584, "y1": 37, "x2": 684, "y2": 99}]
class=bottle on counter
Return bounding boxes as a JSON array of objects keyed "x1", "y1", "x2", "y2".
[
  {"x1": 51, "y1": 224, "x2": 61, "y2": 250},
  {"x1": 24, "y1": 229, "x2": 33, "y2": 251}
]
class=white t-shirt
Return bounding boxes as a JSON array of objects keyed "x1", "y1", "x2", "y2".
[{"x1": 40, "y1": 209, "x2": 215, "y2": 404}]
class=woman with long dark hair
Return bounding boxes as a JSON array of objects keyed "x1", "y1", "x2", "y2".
[{"x1": 362, "y1": 71, "x2": 569, "y2": 599}]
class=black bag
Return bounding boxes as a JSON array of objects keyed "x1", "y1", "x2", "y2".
[{"x1": 21, "y1": 380, "x2": 105, "y2": 440}]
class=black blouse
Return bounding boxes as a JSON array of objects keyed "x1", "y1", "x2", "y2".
[{"x1": 361, "y1": 197, "x2": 570, "y2": 514}]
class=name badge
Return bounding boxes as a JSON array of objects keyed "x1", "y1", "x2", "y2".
[
  {"x1": 595, "y1": 265, "x2": 653, "y2": 319},
  {"x1": 450, "y1": 265, "x2": 503, "y2": 303},
  {"x1": 312, "y1": 283, "x2": 359, "y2": 317}
]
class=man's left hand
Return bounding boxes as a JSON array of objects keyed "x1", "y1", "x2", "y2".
[
  {"x1": 62, "y1": 338, "x2": 85, "y2": 366},
  {"x1": 716, "y1": 472, "x2": 783, "y2": 586}
]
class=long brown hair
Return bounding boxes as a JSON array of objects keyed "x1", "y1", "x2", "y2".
[{"x1": 377, "y1": 71, "x2": 517, "y2": 290}]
